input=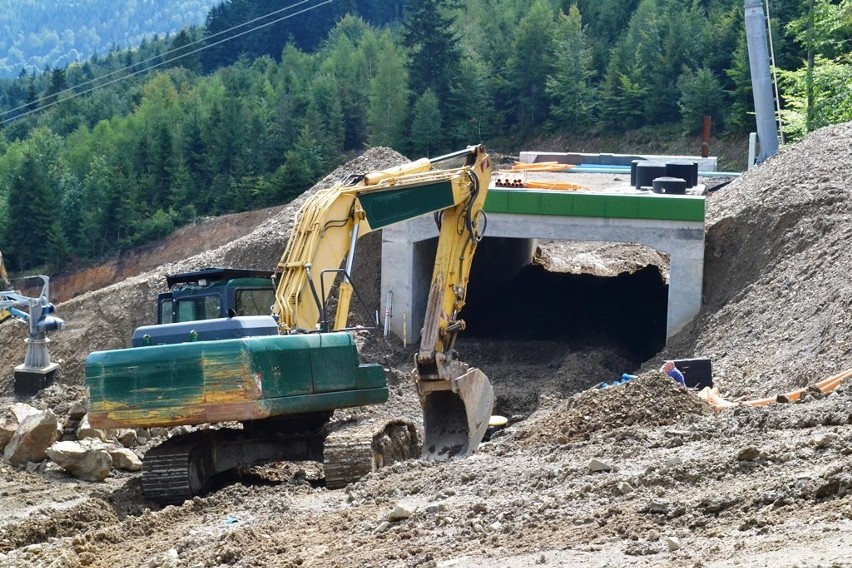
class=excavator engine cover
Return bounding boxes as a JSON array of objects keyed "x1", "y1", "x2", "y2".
[
  {"x1": 418, "y1": 367, "x2": 494, "y2": 460},
  {"x1": 86, "y1": 331, "x2": 387, "y2": 429}
]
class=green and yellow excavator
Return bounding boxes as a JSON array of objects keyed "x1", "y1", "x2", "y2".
[
  {"x1": 1, "y1": 251, "x2": 11, "y2": 323},
  {"x1": 85, "y1": 145, "x2": 495, "y2": 503}
]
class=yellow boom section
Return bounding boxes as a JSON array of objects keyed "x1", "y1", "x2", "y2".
[
  {"x1": 273, "y1": 147, "x2": 491, "y2": 335},
  {"x1": 1, "y1": 251, "x2": 10, "y2": 323}
]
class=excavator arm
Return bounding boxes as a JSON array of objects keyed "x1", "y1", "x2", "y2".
[
  {"x1": 273, "y1": 145, "x2": 495, "y2": 459},
  {"x1": 1, "y1": 251, "x2": 12, "y2": 322},
  {"x1": 0, "y1": 251, "x2": 9, "y2": 289}
]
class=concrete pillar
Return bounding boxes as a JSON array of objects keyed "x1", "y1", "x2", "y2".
[
  {"x1": 662, "y1": 235, "x2": 704, "y2": 338},
  {"x1": 744, "y1": 0, "x2": 779, "y2": 161}
]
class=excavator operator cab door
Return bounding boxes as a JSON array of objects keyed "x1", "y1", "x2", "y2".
[{"x1": 157, "y1": 293, "x2": 173, "y2": 324}]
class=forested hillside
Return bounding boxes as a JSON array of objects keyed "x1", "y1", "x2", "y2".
[
  {"x1": 0, "y1": 0, "x2": 224, "y2": 78},
  {"x1": 0, "y1": 0, "x2": 850, "y2": 274}
]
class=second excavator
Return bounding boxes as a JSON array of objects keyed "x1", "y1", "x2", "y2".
[{"x1": 85, "y1": 145, "x2": 495, "y2": 502}]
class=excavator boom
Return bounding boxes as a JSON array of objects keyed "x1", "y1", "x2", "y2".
[{"x1": 272, "y1": 146, "x2": 495, "y2": 459}]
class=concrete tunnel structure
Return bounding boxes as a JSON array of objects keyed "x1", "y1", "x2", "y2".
[{"x1": 379, "y1": 186, "x2": 706, "y2": 348}]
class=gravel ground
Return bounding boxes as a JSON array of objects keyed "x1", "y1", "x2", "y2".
[{"x1": 2, "y1": 125, "x2": 852, "y2": 567}]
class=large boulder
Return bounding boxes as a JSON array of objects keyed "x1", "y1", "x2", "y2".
[
  {"x1": 1, "y1": 403, "x2": 45, "y2": 453},
  {"x1": 107, "y1": 446, "x2": 142, "y2": 471},
  {"x1": 46, "y1": 440, "x2": 113, "y2": 481},
  {"x1": 3, "y1": 409, "x2": 61, "y2": 465},
  {"x1": 11, "y1": 403, "x2": 41, "y2": 423}
]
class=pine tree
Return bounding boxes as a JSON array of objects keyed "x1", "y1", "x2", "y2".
[
  {"x1": 546, "y1": 5, "x2": 597, "y2": 131},
  {"x1": 367, "y1": 31, "x2": 410, "y2": 150},
  {"x1": 409, "y1": 89, "x2": 444, "y2": 156},
  {"x1": 402, "y1": 0, "x2": 462, "y2": 115},
  {"x1": 7, "y1": 153, "x2": 56, "y2": 268},
  {"x1": 677, "y1": 67, "x2": 725, "y2": 132},
  {"x1": 505, "y1": 0, "x2": 558, "y2": 132}
]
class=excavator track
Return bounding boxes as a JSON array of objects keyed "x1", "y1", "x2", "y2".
[
  {"x1": 141, "y1": 415, "x2": 420, "y2": 503},
  {"x1": 142, "y1": 419, "x2": 326, "y2": 505},
  {"x1": 142, "y1": 431, "x2": 215, "y2": 505},
  {"x1": 323, "y1": 419, "x2": 420, "y2": 489}
]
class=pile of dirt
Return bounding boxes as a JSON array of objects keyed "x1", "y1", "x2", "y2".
[
  {"x1": 515, "y1": 372, "x2": 713, "y2": 445},
  {"x1": 656, "y1": 121, "x2": 852, "y2": 400}
]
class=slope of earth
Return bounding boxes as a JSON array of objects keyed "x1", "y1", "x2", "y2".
[
  {"x1": 658, "y1": 121, "x2": 852, "y2": 401},
  {"x1": 2, "y1": 126, "x2": 852, "y2": 567},
  {"x1": 44, "y1": 206, "x2": 285, "y2": 304}
]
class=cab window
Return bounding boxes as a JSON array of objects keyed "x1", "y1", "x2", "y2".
[
  {"x1": 174, "y1": 294, "x2": 222, "y2": 322},
  {"x1": 159, "y1": 299, "x2": 174, "y2": 324},
  {"x1": 235, "y1": 288, "x2": 275, "y2": 316}
]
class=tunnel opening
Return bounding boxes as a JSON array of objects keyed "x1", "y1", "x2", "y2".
[
  {"x1": 456, "y1": 237, "x2": 669, "y2": 417},
  {"x1": 463, "y1": 257, "x2": 668, "y2": 360}
]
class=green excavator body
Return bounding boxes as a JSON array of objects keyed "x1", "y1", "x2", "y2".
[{"x1": 86, "y1": 331, "x2": 387, "y2": 429}]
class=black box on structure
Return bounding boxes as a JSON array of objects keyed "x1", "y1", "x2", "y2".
[
  {"x1": 673, "y1": 358, "x2": 713, "y2": 389},
  {"x1": 13, "y1": 365, "x2": 58, "y2": 399}
]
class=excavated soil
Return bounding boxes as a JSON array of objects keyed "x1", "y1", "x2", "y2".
[{"x1": 2, "y1": 125, "x2": 852, "y2": 567}]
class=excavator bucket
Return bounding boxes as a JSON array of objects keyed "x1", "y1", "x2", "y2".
[{"x1": 418, "y1": 367, "x2": 495, "y2": 461}]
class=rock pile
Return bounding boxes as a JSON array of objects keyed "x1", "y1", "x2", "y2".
[{"x1": 1, "y1": 397, "x2": 146, "y2": 481}]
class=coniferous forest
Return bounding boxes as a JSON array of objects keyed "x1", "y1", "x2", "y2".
[
  {"x1": 0, "y1": 0, "x2": 850, "y2": 273},
  {"x1": 0, "y1": 0, "x2": 222, "y2": 78}
]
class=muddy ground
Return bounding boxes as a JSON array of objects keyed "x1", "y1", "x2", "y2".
[{"x1": 2, "y1": 125, "x2": 852, "y2": 567}]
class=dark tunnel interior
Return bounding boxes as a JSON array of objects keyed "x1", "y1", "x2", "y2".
[{"x1": 461, "y1": 239, "x2": 669, "y2": 363}]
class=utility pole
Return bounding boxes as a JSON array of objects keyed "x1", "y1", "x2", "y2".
[
  {"x1": 806, "y1": 0, "x2": 815, "y2": 132},
  {"x1": 744, "y1": 0, "x2": 780, "y2": 162}
]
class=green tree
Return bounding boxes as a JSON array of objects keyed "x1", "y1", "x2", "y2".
[
  {"x1": 167, "y1": 28, "x2": 204, "y2": 74},
  {"x1": 409, "y1": 89, "x2": 443, "y2": 156},
  {"x1": 43, "y1": 68, "x2": 68, "y2": 107},
  {"x1": 575, "y1": 0, "x2": 641, "y2": 74},
  {"x1": 677, "y1": 67, "x2": 726, "y2": 132},
  {"x1": 367, "y1": 31, "x2": 409, "y2": 150},
  {"x1": 505, "y1": 0, "x2": 558, "y2": 133},
  {"x1": 780, "y1": 0, "x2": 852, "y2": 137},
  {"x1": 279, "y1": 125, "x2": 323, "y2": 198},
  {"x1": 402, "y1": 0, "x2": 462, "y2": 113},
  {"x1": 7, "y1": 152, "x2": 56, "y2": 269},
  {"x1": 448, "y1": 53, "x2": 497, "y2": 146},
  {"x1": 778, "y1": 57, "x2": 852, "y2": 140},
  {"x1": 306, "y1": 73, "x2": 346, "y2": 156},
  {"x1": 546, "y1": 5, "x2": 597, "y2": 131},
  {"x1": 724, "y1": 30, "x2": 755, "y2": 132}
]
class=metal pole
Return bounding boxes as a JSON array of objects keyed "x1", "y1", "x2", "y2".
[{"x1": 744, "y1": 0, "x2": 780, "y2": 162}]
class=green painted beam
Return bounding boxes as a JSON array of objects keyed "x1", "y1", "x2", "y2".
[
  {"x1": 484, "y1": 189, "x2": 704, "y2": 222},
  {"x1": 359, "y1": 181, "x2": 455, "y2": 229}
]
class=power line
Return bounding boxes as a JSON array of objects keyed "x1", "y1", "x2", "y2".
[
  {"x1": 1, "y1": 0, "x2": 320, "y2": 119},
  {"x1": 0, "y1": 0, "x2": 334, "y2": 125}
]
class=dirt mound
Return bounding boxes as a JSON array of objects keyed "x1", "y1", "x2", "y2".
[
  {"x1": 656, "y1": 121, "x2": 852, "y2": 399},
  {"x1": 45, "y1": 206, "x2": 286, "y2": 304},
  {"x1": 515, "y1": 372, "x2": 713, "y2": 445}
]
